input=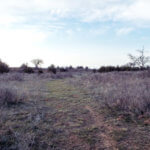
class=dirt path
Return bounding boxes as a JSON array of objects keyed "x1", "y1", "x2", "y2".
[
  {"x1": 85, "y1": 106, "x2": 118, "y2": 150},
  {"x1": 47, "y1": 80, "x2": 119, "y2": 149}
]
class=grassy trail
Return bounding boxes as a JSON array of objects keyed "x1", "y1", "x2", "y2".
[{"x1": 46, "y1": 79, "x2": 118, "y2": 150}]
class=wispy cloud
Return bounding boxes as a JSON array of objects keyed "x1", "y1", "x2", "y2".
[
  {"x1": 1, "y1": 0, "x2": 150, "y2": 26},
  {"x1": 116, "y1": 27, "x2": 134, "y2": 35}
]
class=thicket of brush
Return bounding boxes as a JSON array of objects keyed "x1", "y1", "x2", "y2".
[
  {"x1": 74, "y1": 71, "x2": 150, "y2": 117},
  {"x1": 20, "y1": 64, "x2": 34, "y2": 73},
  {"x1": 98, "y1": 66, "x2": 147, "y2": 73}
]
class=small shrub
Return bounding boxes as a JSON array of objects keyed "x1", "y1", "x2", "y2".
[
  {"x1": 48, "y1": 65, "x2": 57, "y2": 74},
  {"x1": 98, "y1": 66, "x2": 115, "y2": 72},
  {"x1": 0, "y1": 60, "x2": 9, "y2": 73},
  {"x1": 38, "y1": 69, "x2": 43, "y2": 74},
  {"x1": 85, "y1": 67, "x2": 89, "y2": 71},
  {"x1": 68, "y1": 66, "x2": 73, "y2": 70},
  {"x1": 77, "y1": 66, "x2": 84, "y2": 70},
  {"x1": 20, "y1": 64, "x2": 34, "y2": 73},
  {"x1": 92, "y1": 69, "x2": 97, "y2": 73},
  {"x1": 59, "y1": 67, "x2": 68, "y2": 72},
  {"x1": 0, "y1": 87, "x2": 23, "y2": 106},
  {"x1": 0, "y1": 129, "x2": 18, "y2": 150}
]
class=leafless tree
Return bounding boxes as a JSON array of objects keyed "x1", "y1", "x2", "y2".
[
  {"x1": 128, "y1": 47, "x2": 150, "y2": 67},
  {"x1": 31, "y1": 59, "x2": 43, "y2": 69}
]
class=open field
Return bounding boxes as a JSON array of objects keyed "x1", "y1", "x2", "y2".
[{"x1": 0, "y1": 72, "x2": 150, "y2": 150}]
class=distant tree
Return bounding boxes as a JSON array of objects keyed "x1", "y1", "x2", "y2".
[
  {"x1": 128, "y1": 47, "x2": 150, "y2": 67},
  {"x1": 92, "y1": 69, "x2": 97, "y2": 73},
  {"x1": 85, "y1": 66, "x2": 89, "y2": 71},
  {"x1": 31, "y1": 59, "x2": 43, "y2": 69},
  {"x1": 69, "y1": 65, "x2": 73, "y2": 70},
  {"x1": 77, "y1": 66, "x2": 84, "y2": 70}
]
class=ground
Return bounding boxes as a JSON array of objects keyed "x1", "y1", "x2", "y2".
[{"x1": 0, "y1": 76, "x2": 150, "y2": 150}]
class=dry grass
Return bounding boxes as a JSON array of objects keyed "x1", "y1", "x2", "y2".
[
  {"x1": 0, "y1": 87, "x2": 24, "y2": 106},
  {"x1": 0, "y1": 73, "x2": 24, "y2": 81},
  {"x1": 73, "y1": 71, "x2": 150, "y2": 116},
  {"x1": 0, "y1": 71, "x2": 150, "y2": 149}
]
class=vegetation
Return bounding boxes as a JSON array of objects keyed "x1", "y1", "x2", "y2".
[
  {"x1": 20, "y1": 64, "x2": 34, "y2": 73},
  {"x1": 48, "y1": 64, "x2": 57, "y2": 74},
  {"x1": 75, "y1": 71, "x2": 150, "y2": 116},
  {"x1": 128, "y1": 47, "x2": 150, "y2": 67},
  {"x1": 98, "y1": 65, "x2": 144, "y2": 72},
  {"x1": 0, "y1": 60, "x2": 9, "y2": 73},
  {"x1": 0, "y1": 72, "x2": 150, "y2": 149},
  {"x1": 59, "y1": 67, "x2": 68, "y2": 72},
  {"x1": 0, "y1": 87, "x2": 24, "y2": 106},
  {"x1": 31, "y1": 59, "x2": 43, "y2": 69},
  {"x1": 1, "y1": 49, "x2": 150, "y2": 149},
  {"x1": 38, "y1": 69, "x2": 43, "y2": 74}
]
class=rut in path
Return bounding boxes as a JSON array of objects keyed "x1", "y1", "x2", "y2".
[{"x1": 85, "y1": 106, "x2": 118, "y2": 150}]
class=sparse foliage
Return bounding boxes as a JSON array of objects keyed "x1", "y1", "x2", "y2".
[
  {"x1": 31, "y1": 59, "x2": 43, "y2": 69},
  {"x1": 128, "y1": 47, "x2": 150, "y2": 67}
]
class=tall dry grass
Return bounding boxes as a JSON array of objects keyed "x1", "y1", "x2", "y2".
[{"x1": 73, "y1": 71, "x2": 150, "y2": 116}]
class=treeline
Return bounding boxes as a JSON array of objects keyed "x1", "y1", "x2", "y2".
[
  {"x1": 18, "y1": 64, "x2": 72, "y2": 74},
  {"x1": 0, "y1": 59, "x2": 149, "y2": 74},
  {"x1": 97, "y1": 66, "x2": 147, "y2": 73}
]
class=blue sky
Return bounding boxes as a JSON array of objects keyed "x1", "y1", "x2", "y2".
[{"x1": 0, "y1": 0, "x2": 150, "y2": 68}]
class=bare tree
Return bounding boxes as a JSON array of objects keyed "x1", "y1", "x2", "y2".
[
  {"x1": 128, "y1": 47, "x2": 150, "y2": 67},
  {"x1": 31, "y1": 59, "x2": 43, "y2": 69}
]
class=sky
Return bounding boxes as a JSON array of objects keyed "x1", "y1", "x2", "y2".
[{"x1": 0, "y1": 0, "x2": 150, "y2": 68}]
